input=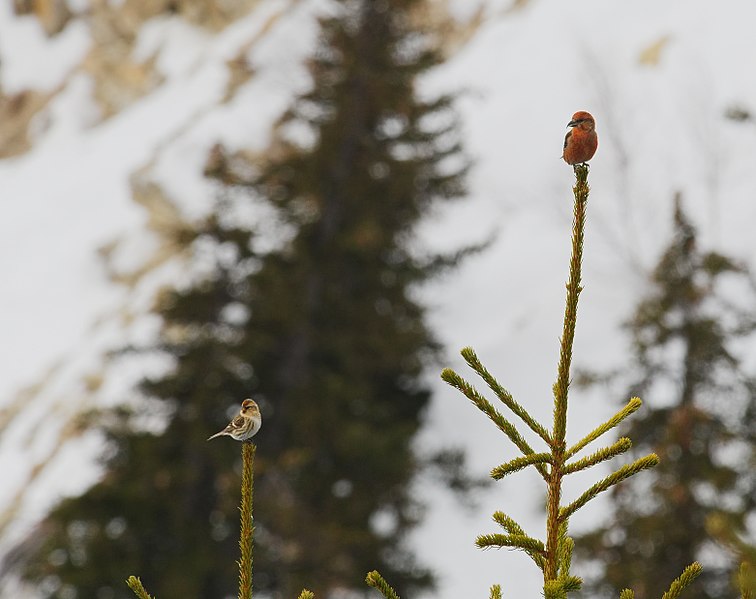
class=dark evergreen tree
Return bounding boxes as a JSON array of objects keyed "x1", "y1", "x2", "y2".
[
  {"x1": 12, "y1": 0, "x2": 469, "y2": 597},
  {"x1": 575, "y1": 196, "x2": 756, "y2": 599}
]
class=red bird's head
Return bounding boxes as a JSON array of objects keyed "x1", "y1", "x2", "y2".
[{"x1": 567, "y1": 111, "x2": 596, "y2": 131}]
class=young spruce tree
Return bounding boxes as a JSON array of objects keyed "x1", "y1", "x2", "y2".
[
  {"x1": 14, "y1": 1, "x2": 467, "y2": 597},
  {"x1": 576, "y1": 196, "x2": 756, "y2": 599}
]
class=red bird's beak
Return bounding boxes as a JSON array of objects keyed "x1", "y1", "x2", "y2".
[{"x1": 567, "y1": 119, "x2": 579, "y2": 128}]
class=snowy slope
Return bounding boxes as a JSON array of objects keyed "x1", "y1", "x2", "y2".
[{"x1": 2, "y1": 0, "x2": 756, "y2": 597}]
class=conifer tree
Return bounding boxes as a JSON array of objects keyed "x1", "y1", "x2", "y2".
[
  {"x1": 12, "y1": 1, "x2": 468, "y2": 597},
  {"x1": 575, "y1": 196, "x2": 756, "y2": 599}
]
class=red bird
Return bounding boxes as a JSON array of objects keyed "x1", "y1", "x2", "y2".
[{"x1": 562, "y1": 111, "x2": 598, "y2": 165}]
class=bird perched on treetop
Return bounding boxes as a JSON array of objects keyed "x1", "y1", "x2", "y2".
[
  {"x1": 208, "y1": 399, "x2": 262, "y2": 442},
  {"x1": 562, "y1": 111, "x2": 598, "y2": 166}
]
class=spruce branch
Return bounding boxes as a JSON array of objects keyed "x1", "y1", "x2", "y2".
[
  {"x1": 490, "y1": 584, "x2": 503, "y2": 599},
  {"x1": 297, "y1": 591, "x2": 315, "y2": 599},
  {"x1": 660, "y1": 562, "x2": 703, "y2": 599},
  {"x1": 238, "y1": 442, "x2": 256, "y2": 599},
  {"x1": 475, "y1": 533, "x2": 546, "y2": 557},
  {"x1": 552, "y1": 164, "x2": 590, "y2": 447},
  {"x1": 565, "y1": 397, "x2": 642, "y2": 459},
  {"x1": 560, "y1": 576, "x2": 582, "y2": 592},
  {"x1": 126, "y1": 576, "x2": 155, "y2": 599},
  {"x1": 491, "y1": 453, "x2": 552, "y2": 479},
  {"x1": 549, "y1": 523, "x2": 583, "y2": 593},
  {"x1": 489, "y1": 511, "x2": 546, "y2": 570},
  {"x1": 543, "y1": 575, "x2": 582, "y2": 599},
  {"x1": 556, "y1": 524, "x2": 574, "y2": 577},
  {"x1": 543, "y1": 579, "x2": 563, "y2": 599},
  {"x1": 740, "y1": 562, "x2": 754, "y2": 599},
  {"x1": 460, "y1": 346, "x2": 552, "y2": 444},
  {"x1": 559, "y1": 454, "x2": 659, "y2": 521},
  {"x1": 619, "y1": 590, "x2": 635, "y2": 599},
  {"x1": 491, "y1": 510, "x2": 527, "y2": 535},
  {"x1": 366, "y1": 571, "x2": 401, "y2": 599},
  {"x1": 441, "y1": 368, "x2": 548, "y2": 479},
  {"x1": 563, "y1": 437, "x2": 632, "y2": 474}
]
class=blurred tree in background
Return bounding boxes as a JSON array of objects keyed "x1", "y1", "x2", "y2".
[
  {"x1": 13, "y1": 0, "x2": 471, "y2": 597},
  {"x1": 576, "y1": 197, "x2": 756, "y2": 599}
]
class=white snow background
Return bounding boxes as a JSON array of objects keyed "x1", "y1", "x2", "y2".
[{"x1": 1, "y1": 0, "x2": 756, "y2": 597}]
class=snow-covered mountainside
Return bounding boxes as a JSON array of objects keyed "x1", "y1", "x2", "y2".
[{"x1": 1, "y1": 1, "x2": 755, "y2": 597}]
